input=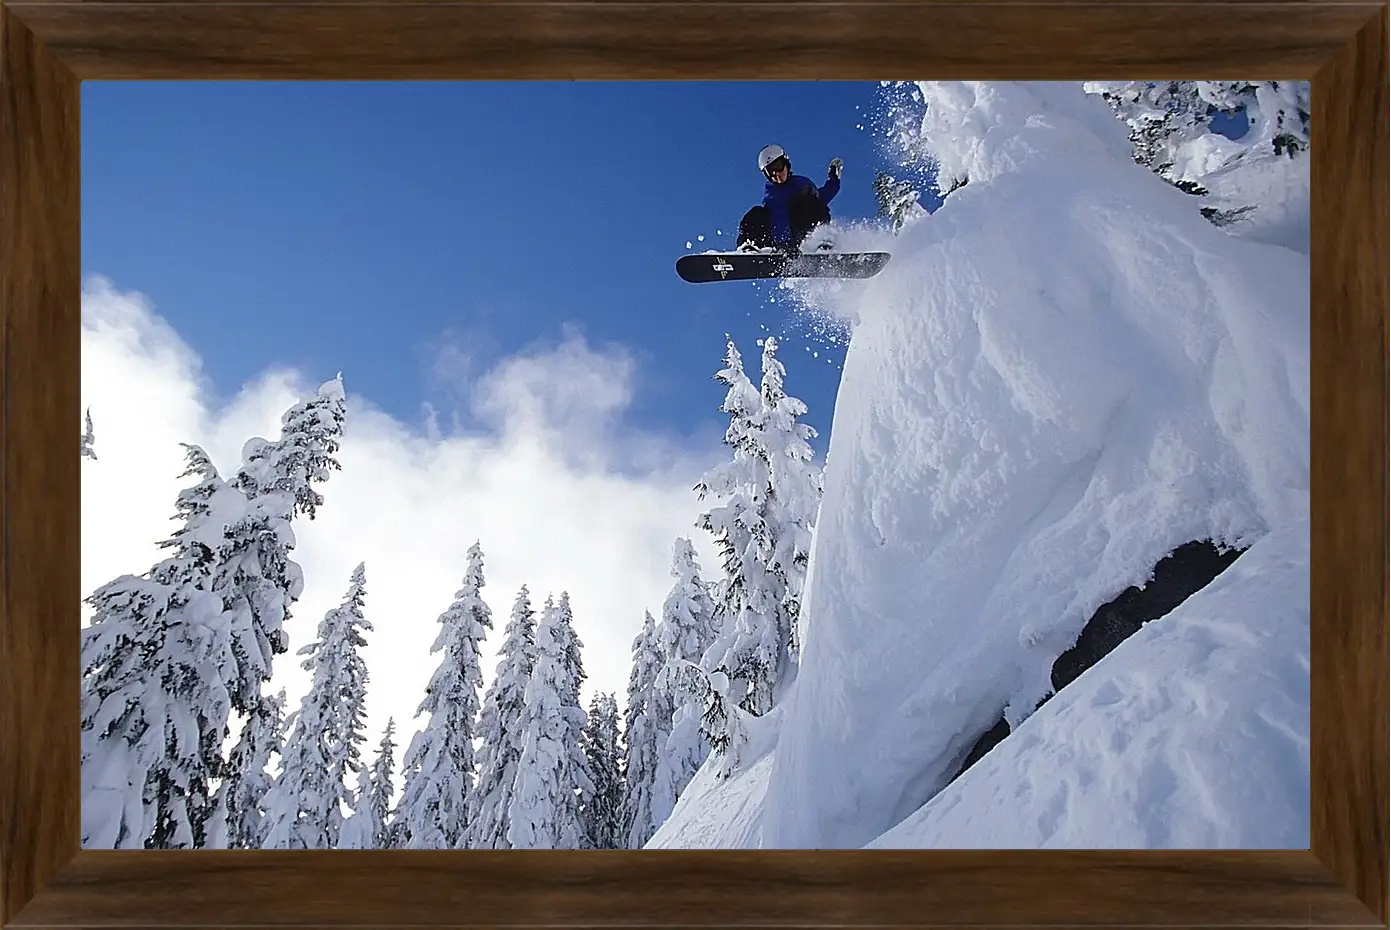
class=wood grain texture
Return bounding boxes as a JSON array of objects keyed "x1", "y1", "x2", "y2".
[
  {"x1": 1310, "y1": 4, "x2": 1390, "y2": 925},
  {"x1": 2, "y1": 0, "x2": 1381, "y2": 80},
  {"x1": 0, "y1": 0, "x2": 1386, "y2": 927},
  {"x1": 0, "y1": 3, "x2": 81, "y2": 926},
  {"x1": 4, "y1": 850, "x2": 1380, "y2": 927}
]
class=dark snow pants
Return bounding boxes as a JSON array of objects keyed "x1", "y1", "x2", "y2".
[{"x1": 737, "y1": 193, "x2": 831, "y2": 252}]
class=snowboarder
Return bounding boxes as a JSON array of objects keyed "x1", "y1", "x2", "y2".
[{"x1": 737, "y1": 144, "x2": 843, "y2": 254}]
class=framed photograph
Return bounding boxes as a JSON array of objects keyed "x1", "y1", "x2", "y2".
[{"x1": 2, "y1": 1, "x2": 1385, "y2": 927}]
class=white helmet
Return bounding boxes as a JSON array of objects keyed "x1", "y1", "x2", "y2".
[{"x1": 758, "y1": 143, "x2": 790, "y2": 178}]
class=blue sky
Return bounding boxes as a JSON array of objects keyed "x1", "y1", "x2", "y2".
[{"x1": 82, "y1": 81, "x2": 926, "y2": 458}]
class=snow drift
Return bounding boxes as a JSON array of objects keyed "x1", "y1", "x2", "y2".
[{"x1": 650, "y1": 81, "x2": 1309, "y2": 850}]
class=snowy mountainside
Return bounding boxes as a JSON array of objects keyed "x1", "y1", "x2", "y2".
[
  {"x1": 650, "y1": 81, "x2": 1309, "y2": 850},
  {"x1": 867, "y1": 519, "x2": 1309, "y2": 848}
]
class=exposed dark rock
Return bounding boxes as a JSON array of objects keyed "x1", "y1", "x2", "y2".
[
  {"x1": 1050, "y1": 540, "x2": 1247, "y2": 692},
  {"x1": 952, "y1": 716, "x2": 1012, "y2": 779},
  {"x1": 947, "y1": 538, "x2": 1248, "y2": 786}
]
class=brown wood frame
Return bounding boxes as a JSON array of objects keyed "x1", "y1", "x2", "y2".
[{"x1": 1, "y1": 0, "x2": 1386, "y2": 926}]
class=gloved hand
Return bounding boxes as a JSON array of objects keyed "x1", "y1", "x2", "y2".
[{"x1": 828, "y1": 157, "x2": 844, "y2": 179}]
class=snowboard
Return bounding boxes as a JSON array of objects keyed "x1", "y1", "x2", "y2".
[{"x1": 676, "y1": 250, "x2": 891, "y2": 284}]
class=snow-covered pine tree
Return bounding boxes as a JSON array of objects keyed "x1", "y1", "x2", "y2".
[
  {"x1": 80, "y1": 407, "x2": 97, "y2": 460},
  {"x1": 340, "y1": 719, "x2": 397, "y2": 849},
  {"x1": 1083, "y1": 80, "x2": 1310, "y2": 226},
  {"x1": 82, "y1": 378, "x2": 346, "y2": 850},
  {"x1": 649, "y1": 538, "x2": 718, "y2": 824},
  {"x1": 578, "y1": 692, "x2": 625, "y2": 849},
  {"x1": 393, "y1": 541, "x2": 493, "y2": 849},
  {"x1": 873, "y1": 171, "x2": 926, "y2": 233},
  {"x1": 691, "y1": 337, "x2": 767, "y2": 771},
  {"x1": 554, "y1": 592, "x2": 587, "y2": 721},
  {"x1": 215, "y1": 376, "x2": 348, "y2": 723},
  {"x1": 693, "y1": 338, "x2": 761, "y2": 639},
  {"x1": 751, "y1": 335, "x2": 822, "y2": 668},
  {"x1": 80, "y1": 444, "x2": 242, "y2": 849},
  {"x1": 621, "y1": 611, "x2": 666, "y2": 847},
  {"x1": 697, "y1": 667, "x2": 746, "y2": 780},
  {"x1": 340, "y1": 763, "x2": 377, "y2": 850},
  {"x1": 466, "y1": 585, "x2": 538, "y2": 849},
  {"x1": 217, "y1": 688, "x2": 287, "y2": 849},
  {"x1": 233, "y1": 373, "x2": 348, "y2": 521},
  {"x1": 697, "y1": 336, "x2": 820, "y2": 721},
  {"x1": 693, "y1": 337, "x2": 823, "y2": 777},
  {"x1": 658, "y1": 538, "x2": 718, "y2": 683},
  {"x1": 506, "y1": 597, "x2": 590, "y2": 849},
  {"x1": 260, "y1": 563, "x2": 373, "y2": 850},
  {"x1": 1083, "y1": 81, "x2": 1215, "y2": 191},
  {"x1": 553, "y1": 590, "x2": 596, "y2": 843},
  {"x1": 704, "y1": 576, "x2": 726, "y2": 651}
]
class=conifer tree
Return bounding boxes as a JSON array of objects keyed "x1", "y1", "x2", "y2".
[
  {"x1": 694, "y1": 336, "x2": 762, "y2": 644},
  {"x1": 650, "y1": 538, "x2": 718, "y2": 823},
  {"x1": 394, "y1": 542, "x2": 493, "y2": 849},
  {"x1": 81, "y1": 379, "x2": 346, "y2": 850},
  {"x1": 260, "y1": 563, "x2": 373, "y2": 850},
  {"x1": 692, "y1": 337, "x2": 765, "y2": 770},
  {"x1": 555, "y1": 592, "x2": 587, "y2": 719},
  {"x1": 658, "y1": 538, "x2": 718, "y2": 682},
  {"x1": 751, "y1": 335, "x2": 822, "y2": 667},
  {"x1": 578, "y1": 692, "x2": 625, "y2": 849},
  {"x1": 217, "y1": 377, "x2": 347, "y2": 722},
  {"x1": 80, "y1": 445, "x2": 241, "y2": 849},
  {"x1": 553, "y1": 590, "x2": 596, "y2": 841},
  {"x1": 218, "y1": 688, "x2": 287, "y2": 849},
  {"x1": 232, "y1": 374, "x2": 348, "y2": 520},
  {"x1": 697, "y1": 668, "x2": 746, "y2": 780},
  {"x1": 466, "y1": 585, "x2": 538, "y2": 848},
  {"x1": 340, "y1": 719, "x2": 397, "y2": 849},
  {"x1": 1084, "y1": 80, "x2": 1310, "y2": 224},
  {"x1": 1086, "y1": 81, "x2": 1215, "y2": 189},
  {"x1": 621, "y1": 611, "x2": 666, "y2": 847},
  {"x1": 695, "y1": 337, "x2": 823, "y2": 774},
  {"x1": 696, "y1": 339, "x2": 782, "y2": 715},
  {"x1": 506, "y1": 597, "x2": 590, "y2": 849},
  {"x1": 873, "y1": 171, "x2": 926, "y2": 232}
]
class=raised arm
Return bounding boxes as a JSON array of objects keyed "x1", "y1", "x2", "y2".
[{"x1": 820, "y1": 158, "x2": 843, "y2": 203}]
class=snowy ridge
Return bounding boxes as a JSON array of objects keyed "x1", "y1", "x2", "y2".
[{"x1": 651, "y1": 82, "x2": 1309, "y2": 850}]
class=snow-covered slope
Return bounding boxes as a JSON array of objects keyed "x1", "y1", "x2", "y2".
[
  {"x1": 650, "y1": 81, "x2": 1309, "y2": 850},
  {"x1": 648, "y1": 709, "x2": 781, "y2": 849},
  {"x1": 1195, "y1": 151, "x2": 1310, "y2": 255},
  {"x1": 867, "y1": 519, "x2": 1309, "y2": 849}
]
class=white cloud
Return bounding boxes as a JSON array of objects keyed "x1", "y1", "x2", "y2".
[
  {"x1": 80, "y1": 275, "x2": 725, "y2": 764},
  {"x1": 472, "y1": 323, "x2": 633, "y2": 449}
]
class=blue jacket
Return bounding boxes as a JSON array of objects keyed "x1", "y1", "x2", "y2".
[{"x1": 764, "y1": 172, "x2": 840, "y2": 245}]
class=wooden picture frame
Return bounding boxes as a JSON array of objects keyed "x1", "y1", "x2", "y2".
[{"x1": 2, "y1": 1, "x2": 1386, "y2": 926}]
